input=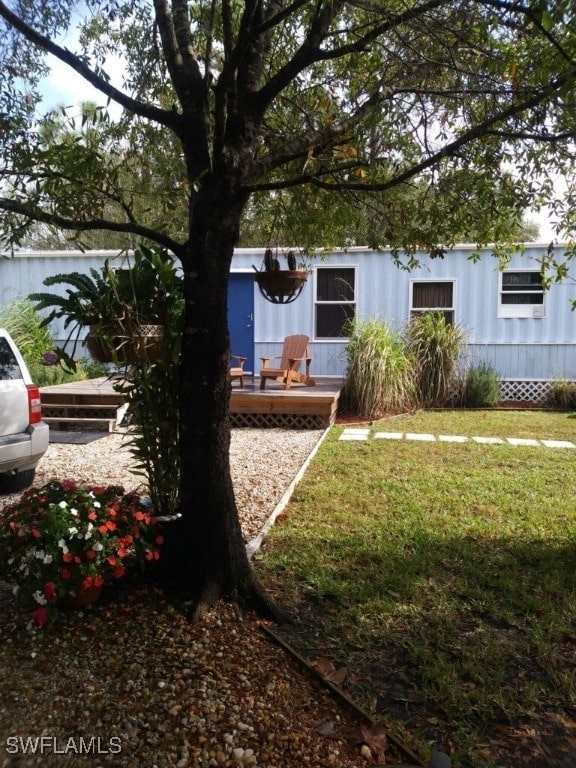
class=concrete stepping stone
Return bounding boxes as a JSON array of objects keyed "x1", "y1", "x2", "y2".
[
  {"x1": 339, "y1": 429, "x2": 370, "y2": 441},
  {"x1": 406, "y1": 433, "x2": 436, "y2": 441},
  {"x1": 506, "y1": 437, "x2": 540, "y2": 447},
  {"x1": 541, "y1": 439, "x2": 575, "y2": 449},
  {"x1": 472, "y1": 436, "x2": 504, "y2": 444},
  {"x1": 373, "y1": 432, "x2": 403, "y2": 440},
  {"x1": 438, "y1": 435, "x2": 469, "y2": 443}
]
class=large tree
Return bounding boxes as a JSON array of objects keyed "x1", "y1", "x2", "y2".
[{"x1": 1, "y1": 0, "x2": 575, "y2": 618}]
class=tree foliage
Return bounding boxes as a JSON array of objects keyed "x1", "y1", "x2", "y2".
[{"x1": 1, "y1": 0, "x2": 575, "y2": 616}]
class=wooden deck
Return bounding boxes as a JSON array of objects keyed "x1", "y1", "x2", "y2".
[
  {"x1": 40, "y1": 376, "x2": 344, "y2": 430},
  {"x1": 230, "y1": 376, "x2": 344, "y2": 428}
]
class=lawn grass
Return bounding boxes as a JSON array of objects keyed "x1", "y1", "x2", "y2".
[{"x1": 255, "y1": 410, "x2": 576, "y2": 767}]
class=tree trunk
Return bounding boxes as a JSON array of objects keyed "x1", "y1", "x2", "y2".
[{"x1": 158, "y1": 190, "x2": 285, "y2": 622}]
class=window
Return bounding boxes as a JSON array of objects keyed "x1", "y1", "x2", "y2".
[
  {"x1": 315, "y1": 267, "x2": 356, "y2": 338},
  {"x1": 410, "y1": 280, "x2": 455, "y2": 324},
  {"x1": 0, "y1": 338, "x2": 23, "y2": 380},
  {"x1": 498, "y1": 270, "x2": 545, "y2": 318}
]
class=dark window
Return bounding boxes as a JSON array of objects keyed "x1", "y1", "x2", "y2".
[
  {"x1": 0, "y1": 339, "x2": 23, "y2": 380},
  {"x1": 315, "y1": 267, "x2": 356, "y2": 338},
  {"x1": 411, "y1": 281, "x2": 454, "y2": 323},
  {"x1": 501, "y1": 271, "x2": 544, "y2": 304}
]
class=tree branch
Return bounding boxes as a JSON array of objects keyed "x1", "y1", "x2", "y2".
[
  {"x1": 0, "y1": 0, "x2": 178, "y2": 128},
  {"x1": 252, "y1": 0, "x2": 447, "y2": 112},
  {"x1": 0, "y1": 197, "x2": 184, "y2": 257},
  {"x1": 246, "y1": 64, "x2": 576, "y2": 195}
]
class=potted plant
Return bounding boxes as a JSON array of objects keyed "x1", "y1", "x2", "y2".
[
  {"x1": 29, "y1": 245, "x2": 183, "y2": 367},
  {"x1": 0, "y1": 479, "x2": 162, "y2": 627},
  {"x1": 253, "y1": 249, "x2": 310, "y2": 304}
]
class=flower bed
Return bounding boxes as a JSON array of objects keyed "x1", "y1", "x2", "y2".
[{"x1": 0, "y1": 480, "x2": 162, "y2": 627}]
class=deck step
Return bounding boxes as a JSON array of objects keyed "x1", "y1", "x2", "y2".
[{"x1": 44, "y1": 416, "x2": 117, "y2": 432}]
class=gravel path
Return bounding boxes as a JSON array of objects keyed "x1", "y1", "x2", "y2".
[
  {"x1": 0, "y1": 429, "x2": 405, "y2": 768},
  {"x1": 2, "y1": 428, "x2": 325, "y2": 544}
]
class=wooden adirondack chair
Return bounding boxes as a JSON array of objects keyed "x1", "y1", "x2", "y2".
[
  {"x1": 230, "y1": 354, "x2": 247, "y2": 387},
  {"x1": 259, "y1": 334, "x2": 315, "y2": 390}
]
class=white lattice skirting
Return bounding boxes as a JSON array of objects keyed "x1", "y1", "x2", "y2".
[
  {"x1": 230, "y1": 412, "x2": 330, "y2": 429},
  {"x1": 500, "y1": 379, "x2": 563, "y2": 403}
]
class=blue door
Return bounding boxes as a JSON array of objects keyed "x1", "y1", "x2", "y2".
[{"x1": 228, "y1": 273, "x2": 255, "y2": 372}]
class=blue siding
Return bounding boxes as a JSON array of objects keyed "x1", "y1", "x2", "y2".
[
  {"x1": 234, "y1": 244, "x2": 576, "y2": 379},
  {"x1": 2, "y1": 245, "x2": 576, "y2": 380}
]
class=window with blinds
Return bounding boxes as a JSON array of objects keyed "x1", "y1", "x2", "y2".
[
  {"x1": 410, "y1": 280, "x2": 455, "y2": 324},
  {"x1": 498, "y1": 271, "x2": 545, "y2": 318}
]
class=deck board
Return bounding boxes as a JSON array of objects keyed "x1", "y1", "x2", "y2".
[{"x1": 41, "y1": 376, "x2": 344, "y2": 429}]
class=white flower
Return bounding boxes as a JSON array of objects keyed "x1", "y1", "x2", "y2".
[
  {"x1": 92, "y1": 541, "x2": 104, "y2": 552},
  {"x1": 57, "y1": 539, "x2": 69, "y2": 554},
  {"x1": 12, "y1": 585, "x2": 19, "y2": 596},
  {"x1": 43, "y1": 554, "x2": 53, "y2": 564},
  {"x1": 93, "y1": 501, "x2": 101, "y2": 509},
  {"x1": 32, "y1": 590, "x2": 47, "y2": 605},
  {"x1": 70, "y1": 508, "x2": 79, "y2": 517},
  {"x1": 59, "y1": 501, "x2": 68, "y2": 508},
  {"x1": 68, "y1": 526, "x2": 78, "y2": 536},
  {"x1": 34, "y1": 550, "x2": 45, "y2": 560},
  {"x1": 17, "y1": 528, "x2": 25, "y2": 537}
]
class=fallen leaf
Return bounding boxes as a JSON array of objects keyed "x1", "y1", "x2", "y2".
[
  {"x1": 310, "y1": 656, "x2": 348, "y2": 685},
  {"x1": 348, "y1": 723, "x2": 388, "y2": 762},
  {"x1": 311, "y1": 656, "x2": 336, "y2": 677},
  {"x1": 317, "y1": 721, "x2": 336, "y2": 737},
  {"x1": 326, "y1": 665, "x2": 348, "y2": 685}
]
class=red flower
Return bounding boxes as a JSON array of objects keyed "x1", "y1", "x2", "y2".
[
  {"x1": 155, "y1": 535, "x2": 164, "y2": 545},
  {"x1": 31, "y1": 529, "x2": 40, "y2": 539},
  {"x1": 62, "y1": 552, "x2": 74, "y2": 563},
  {"x1": 106, "y1": 556, "x2": 117, "y2": 566},
  {"x1": 93, "y1": 574, "x2": 105, "y2": 587},
  {"x1": 86, "y1": 550, "x2": 97, "y2": 560},
  {"x1": 31, "y1": 606, "x2": 49, "y2": 628},
  {"x1": 112, "y1": 566, "x2": 125, "y2": 579},
  {"x1": 87, "y1": 510, "x2": 97, "y2": 521},
  {"x1": 62, "y1": 480, "x2": 77, "y2": 492},
  {"x1": 43, "y1": 582, "x2": 57, "y2": 601},
  {"x1": 61, "y1": 568, "x2": 73, "y2": 580},
  {"x1": 97, "y1": 524, "x2": 108, "y2": 534},
  {"x1": 83, "y1": 576, "x2": 94, "y2": 589}
]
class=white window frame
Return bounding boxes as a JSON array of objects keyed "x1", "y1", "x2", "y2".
[
  {"x1": 498, "y1": 270, "x2": 546, "y2": 318},
  {"x1": 314, "y1": 265, "x2": 357, "y2": 340},
  {"x1": 409, "y1": 279, "x2": 456, "y2": 324}
]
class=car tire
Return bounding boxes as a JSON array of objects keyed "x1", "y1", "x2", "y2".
[{"x1": 0, "y1": 468, "x2": 36, "y2": 494}]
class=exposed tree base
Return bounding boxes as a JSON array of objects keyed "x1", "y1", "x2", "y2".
[
  {"x1": 157, "y1": 570, "x2": 292, "y2": 626},
  {"x1": 151, "y1": 522, "x2": 291, "y2": 625}
]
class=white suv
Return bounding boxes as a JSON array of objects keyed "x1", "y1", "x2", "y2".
[{"x1": 0, "y1": 328, "x2": 49, "y2": 492}]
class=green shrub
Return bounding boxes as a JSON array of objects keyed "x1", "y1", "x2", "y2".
[
  {"x1": 462, "y1": 362, "x2": 501, "y2": 407},
  {"x1": 341, "y1": 317, "x2": 414, "y2": 419},
  {"x1": 546, "y1": 379, "x2": 576, "y2": 410},
  {"x1": 405, "y1": 311, "x2": 467, "y2": 407},
  {"x1": 0, "y1": 299, "x2": 106, "y2": 387}
]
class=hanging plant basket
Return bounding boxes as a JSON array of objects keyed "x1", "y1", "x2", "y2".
[
  {"x1": 86, "y1": 324, "x2": 164, "y2": 364},
  {"x1": 254, "y1": 270, "x2": 310, "y2": 305}
]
